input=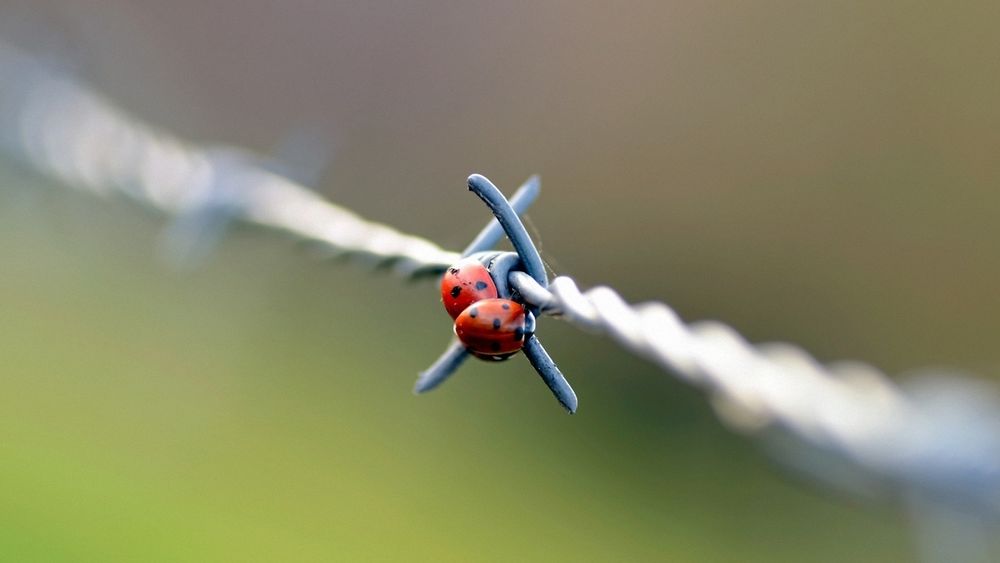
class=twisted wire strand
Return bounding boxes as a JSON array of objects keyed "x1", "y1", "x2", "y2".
[
  {"x1": 0, "y1": 41, "x2": 460, "y2": 276},
  {"x1": 509, "y1": 274, "x2": 1000, "y2": 513},
  {"x1": 3, "y1": 41, "x2": 1000, "y2": 516}
]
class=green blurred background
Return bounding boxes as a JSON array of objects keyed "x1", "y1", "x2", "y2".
[{"x1": 2, "y1": 1, "x2": 999, "y2": 561}]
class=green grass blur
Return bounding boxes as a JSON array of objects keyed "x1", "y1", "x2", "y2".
[
  {"x1": 0, "y1": 175, "x2": 910, "y2": 561},
  {"x1": 2, "y1": 2, "x2": 999, "y2": 561}
]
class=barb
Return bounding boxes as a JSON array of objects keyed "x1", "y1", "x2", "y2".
[
  {"x1": 415, "y1": 175, "x2": 577, "y2": 413},
  {"x1": 2, "y1": 40, "x2": 999, "y2": 524}
]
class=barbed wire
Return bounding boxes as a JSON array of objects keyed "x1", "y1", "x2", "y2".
[
  {"x1": 2, "y1": 40, "x2": 999, "y2": 529},
  {"x1": 0, "y1": 42, "x2": 460, "y2": 277},
  {"x1": 511, "y1": 273, "x2": 1000, "y2": 512}
]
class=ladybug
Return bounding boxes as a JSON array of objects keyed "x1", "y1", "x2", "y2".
[
  {"x1": 440, "y1": 257, "x2": 498, "y2": 319},
  {"x1": 454, "y1": 298, "x2": 531, "y2": 360}
]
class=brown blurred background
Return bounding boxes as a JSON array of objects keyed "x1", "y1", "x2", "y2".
[{"x1": 1, "y1": 1, "x2": 998, "y2": 561}]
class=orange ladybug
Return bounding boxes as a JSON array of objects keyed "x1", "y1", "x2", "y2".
[
  {"x1": 454, "y1": 298, "x2": 530, "y2": 360},
  {"x1": 440, "y1": 257, "x2": 499, "y2": 319}
]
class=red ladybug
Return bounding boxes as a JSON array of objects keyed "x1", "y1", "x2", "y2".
[
  {"x1": 454, "y1": 298, "x2": 530, "y2": 360},
  {"x1": 440, "y1": 257, "x2": 498, "y2": 319}
]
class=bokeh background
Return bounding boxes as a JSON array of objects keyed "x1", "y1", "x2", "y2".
[{"x1": 2, "y1": 2, "x2": 999, "y2": 561}]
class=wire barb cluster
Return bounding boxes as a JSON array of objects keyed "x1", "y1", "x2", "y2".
[
  {"x1": 2, "y1": 40, "x2": 999, "y2": 522},
  {"x1": 415, "y1": 175, "x2": 578, "y2": 413}
]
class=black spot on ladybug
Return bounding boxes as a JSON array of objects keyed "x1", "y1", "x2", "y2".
[
  {"x1": 475, "y1": 281, "x2": 488, "y2": 291},
  {"x1": 450, "y1": 286, "x2": 461, "y2": 298},
  {"x1": 502, "y1": 302, "x2": 510, "y2": 310},
  {"x1": 492, "y1": 318, "x2": 501, "y2": 330},
  {"x1": 513, "y1": 327, "x2": 524, "y2": 341},
  {"x1": 469, "y1": 308, "x2": 478, "y2": 318},
  {"x1": 449, "y1": 268, "x2": 459, "y2": 274},
  {"x1": 491, "y1": 341, "x2": 501, "y2": 352}
]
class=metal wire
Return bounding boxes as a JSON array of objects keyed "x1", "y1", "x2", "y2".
[
  {"x1": 0, "y1": 41, "x2": 460, "y2": 277},
  {"x1": 510, "y1": 272, "x2": 1000, "y2": 513},
  {"x1": 2, "y1": 40, "x2": 1000, "y2": 524}
]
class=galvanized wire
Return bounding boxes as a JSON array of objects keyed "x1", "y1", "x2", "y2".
[
  {"x1": 0, "y1": 41, "x2": 460, "y2": 277},
  {"x1": 2, "y1": 40, "x2": 1000, "y2": 524},
  {"x1": 510, "y1": 272, "x2": 1000, "y2": 514}
]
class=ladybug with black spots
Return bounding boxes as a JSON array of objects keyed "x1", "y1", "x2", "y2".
[
  {"x1": 439, "y1": 257, "x2": 498, "y2": 319},
  {"x1": 416, "y1": 175, "x2": 577, "y2": 414},
  {"x1": 454, "y1": 298, "x2": 531, "y2": 360}
]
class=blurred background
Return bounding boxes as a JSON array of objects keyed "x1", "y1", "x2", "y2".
[{"x1": 1, "y1": 1, "x2": 999, "y2": 561}]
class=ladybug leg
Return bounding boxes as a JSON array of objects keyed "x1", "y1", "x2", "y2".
[
  {"x1": 461, "y1": 175, "x2": 540, "y2": 258},
  {"x1": 522, "y1": 335, "x2": 578, "y2": 414},
  {"x1": 414, "y1": 339, "x2": 470, "y2": 394}
]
